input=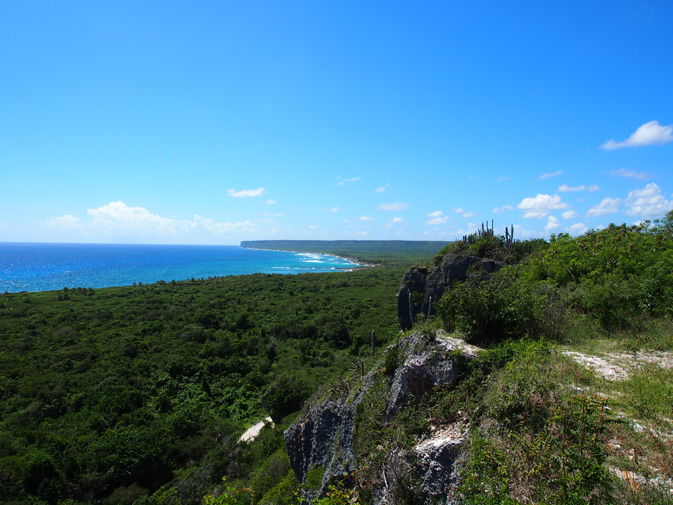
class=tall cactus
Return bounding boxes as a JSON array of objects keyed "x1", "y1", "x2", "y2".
[{"x1": 504, "y1": 224, "x2": 515, "y2": 250}]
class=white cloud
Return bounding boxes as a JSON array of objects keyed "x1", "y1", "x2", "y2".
[
  {"x1": 426, "y1": 210, "x2": 448, "y2": 225},
  {"x1": 308, "y1": 225, "x2": 317, "y2": 230},
  {"x1": 625, "y1": 183, "x2": 673, "y2": 219},
  {"x1": 454, "y1": 208, "x2": 463, "y2": 214},
  {"x1": 262, "y1": 199, "x2": 276, "y2": 205},
  {"x1": 600, "y1": 120, "x2": 673, "y2": 150},
  {"x1": 462, "y1": 211, "x2": 475, "y2": 218},
  {"x1": 558, "y1": 184, "x2": 600, "y2": 192},
  {"x1": 228, "y1": 187, "x2": 265, "y2": 198},
  {"x1": 518, "y1": 194, "x2": 569, "y2": 218},
  {"x1": 586, "y1": 198, "x2": 620, "y2": 217},
  {"x1": 358, "y1": 216, "x2": 375, "y2": 221},
  {"x1": 566, "y1": 222, "x2": 590, "y2": 236},
  {"x1": 427, "y1": 210, "x2": 449, "y2": 225},
  {"x1": 562, "y1": 210, "x2": 578, "y2": 219},
  {"x1": 321, "y1": 207, "x2": 341, "y2": 213},
  {"x1": 539, "y1": 170, "x2": 564, "y2": 180},
  {"x1": 45, "y1": 214, "x2": 82, "y2": 228},
  {"x1": 545, "y1": 216, "x2": 560, "y2": 233},
  {"x1": 493, "y1": 205, "x2": 514, "y2": 214},
  {"x1": 86, "y1": 201, "x2": 258, "y2": 237},
  {"x1": 607, "y1": 168, "x2": 650, "y2": 180},
  {"x1": 497, "y1": 175, "x2": 512, "y2": 182},
  {"x1": 375, "y1": 183, "x2": 389, "y2": 193},
  {"x1": 390, "y1": 217, "x2": 404, "y2": 223},
  {"x1": 378, "y1": 202, "x2": 409, "y2": 211},
  {"x1": 87, "y1": 201, "x2": 175, "y2": 228}
]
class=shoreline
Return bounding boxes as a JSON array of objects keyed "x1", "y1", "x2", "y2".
[
  {"x1": 0, "y1": 246, "x2": 375, "y2": 295},
  {"x1": 238, "y1": 244, "x2": 377, "y2": 270}
]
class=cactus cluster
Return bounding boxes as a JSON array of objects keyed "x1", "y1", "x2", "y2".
[
  {"x1": 461, "y1": 220, "x2": 515, "y2": 250},
  {"x1": 462, "y1": 219, "x2": 495, "y2": 244}
]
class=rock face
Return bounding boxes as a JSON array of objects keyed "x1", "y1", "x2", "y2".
[
  {"x1": 385, "y1": 348, "x2": 457, "y2": 423},
  {"x1": 414, "y1": 422, "x2": 468, "y2": 502},
  {"x1": 284, "y1": 400, "x2": 357, "y2": 485},
  {"x1": 398, "y1": 253, "x2": 505, "y2": 330},
  {"x1": 284, "y1": 331, "x2": 474, "y2": 503}
]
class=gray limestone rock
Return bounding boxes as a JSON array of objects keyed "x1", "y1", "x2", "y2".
[
  {"x1": 398, "y1": 254, "x2": 505, "y2": 330},
  {"x1": 284, "y1": 331, "x2": 473, "y2": 503}
]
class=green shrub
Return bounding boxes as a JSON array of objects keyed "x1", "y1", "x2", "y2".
[{"x1": 436, "y1": 268, "x2": 547, "y2": 345}]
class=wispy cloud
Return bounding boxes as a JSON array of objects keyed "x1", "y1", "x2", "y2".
[
  {"x1": 390, "y1": 217, "x2": 404, "y2": 223},
  {"x1": 518, "y1": 194, "x2": 569, "y2": 218},
  {"x1": 558, "y1": 184, "x2": 600, "y2": 192},
  {"x1": 45, "y1": 214, "x2": 82, "y2": 228},
  {"x1": 462, "y1": 211, "x2": 475, "y2": 218},
  {"x1": 607, "y1": 168, "x2": 650, "y2": 180},
  {"x1": 600, "y1": 120, "x2": 673, "y2": 150},
  {"x1": 378, "y1": 202, "x2": 409, "y2": 211},
  {"x1": 337, "y1": 177, "x2": 361, "y2": 186},
  {"x1": 586, "y1": 197, "x2": 620, "y2": 217},
  {"x1": 539, "y1": 170, "x2": 563, "y2": 180},
  {"x1": 228, "y1": 187, "x2": 265, "y2": 198},
  {"x1": 562, "y1": 210, "x2": 578, "y2": 219},
  {"x1": 625, "y1": 183, "x2": 673, "y2": 219},
  {"x1": 497, "y1": 175, "x2": 512, "y2": 182},
  {"x1": 321, "y1": 207, "x2": 341, "y2": 213},
  {"x1": 493, "y1": 205, "x2": 514, "y2": 214},
  {"x1": 358, "y1": 216, "x2": 375, "y2": 221},
  {"x1": 262, "y1": 199, "x2": 276, "y2": 205},
  {"x1": 375, "y1": 183, "x2": 389, "y2": 193}
]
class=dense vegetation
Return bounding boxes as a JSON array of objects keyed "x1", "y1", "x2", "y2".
[
  {"x1": 0, "y1": 264, "x2": 414, "y2": 504},
  {"x1": 241, "y1": 241, "x2": 447, "y2": 267},
  {"x1": 437, "y1": 217, "x2": 673, "y2": 347},
  {"x1": 3, "y1": 216, "x2": 673, "y2": 505},
  {"x1": 203, "y1": 215, "x2": 673, "y2": 505}
]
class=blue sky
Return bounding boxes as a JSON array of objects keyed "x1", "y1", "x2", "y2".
[{"x1": 1, "y1": 1, "x2": 672, "y2": 245}]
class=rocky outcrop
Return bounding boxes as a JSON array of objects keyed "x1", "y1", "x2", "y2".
[
  {"x1": 414, "y1": 421, "x2": 468, "y2": 502},
  {"x1": 284, "y1": 400, "x2": 357, "y2": 486},
  {"x1": 284, "y1": 331, "x2": 476, "y2": 503},
  {"x1": 398, "y1": 253, "x2": 505, "y2": 330}
]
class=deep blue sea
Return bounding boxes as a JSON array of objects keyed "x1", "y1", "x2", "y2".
[{"x1": 0, "y1": 243, "x2": 360, "y2": 293}]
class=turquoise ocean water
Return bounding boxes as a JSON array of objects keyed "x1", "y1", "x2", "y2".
[{"x1": 0, "y1": 243, "x2": 360, "y2": 293}]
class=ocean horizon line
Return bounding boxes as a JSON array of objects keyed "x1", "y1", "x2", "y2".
[{"x1": 0, "y1": 242, "x2": 359, "y2": 294}]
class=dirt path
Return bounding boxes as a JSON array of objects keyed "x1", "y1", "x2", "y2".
[{"x1": 562, "y1": 349, "x2": 673, "y2": 381}]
